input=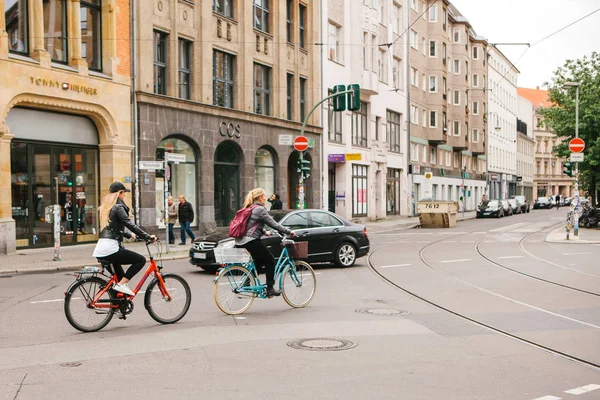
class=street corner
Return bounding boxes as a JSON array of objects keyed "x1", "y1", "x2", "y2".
[{"x1": 545, "y1": 226, "x2": 600, "y2": 244}]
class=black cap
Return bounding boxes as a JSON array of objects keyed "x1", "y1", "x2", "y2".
[{"x1": 109, "y1": 182, "x2": 131, "y2": 193}]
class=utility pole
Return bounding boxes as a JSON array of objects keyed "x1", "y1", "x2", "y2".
[{"x1": 564, "y1": 82, "x2": 580, "y2": 238}]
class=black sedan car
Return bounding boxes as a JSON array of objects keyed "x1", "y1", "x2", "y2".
[
  {"x1": 533, "y1": 197, "x2": 553, "y2": 209},
  {"x1": 476, "y1": 200, "x2": 504, "y2": 218},
  {"x1": 189, "y1": 209, "x2": 370, "y2": 273}
]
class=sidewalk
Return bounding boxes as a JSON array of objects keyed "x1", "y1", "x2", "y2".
[
  {"x1": 545, "y1": 226, "x2": 600, "y2": 244},
  {"x1": 363, "y1": 210, "x2": 476, "y2": 234}
]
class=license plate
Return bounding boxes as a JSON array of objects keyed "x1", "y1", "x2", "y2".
[{"x1": 193, "y1": 253, "x2": 207, "y2": 259}]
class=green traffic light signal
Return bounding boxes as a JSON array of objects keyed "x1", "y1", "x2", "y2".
[
  {"x1": 562, "y1": 162, "x2": 573, "y2": 177},
  {"x1": 332, "y1": 85, "x2": 346, "y2": 112},
  {"x1": 347, "y1": 84, "x2": 361, "y2": 111}
]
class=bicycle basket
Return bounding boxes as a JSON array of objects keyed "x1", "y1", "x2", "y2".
[
  {"x1": 286, "y1": 241, "x2": 308, "y2": 259},
  {"x1": 213, "y1": 248, "x2": 251, "y2": 264}
]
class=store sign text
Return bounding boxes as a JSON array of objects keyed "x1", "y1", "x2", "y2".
[
  {"x1": 29, "y1": 76, "x2": 98, "y2": 95},
  {"x1": 219, "y1": 121, "x2": 242, "y2": 138}
]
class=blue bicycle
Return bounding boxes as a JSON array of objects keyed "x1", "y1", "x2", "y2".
[{"x1": 213, "y1": 237, "x2": 316, "y2": 315}]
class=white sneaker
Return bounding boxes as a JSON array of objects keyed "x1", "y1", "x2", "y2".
[{"x1": 113, "y1": 283, "x2": 135, "y2": 296}]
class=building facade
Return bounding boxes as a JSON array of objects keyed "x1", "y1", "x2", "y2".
[
  {"x1": 517, "y1": 87, "x2": 575, "y2": 199},
  {"x1": 1, "y1": 0, "x2": 132, "y2": 254},
  {"x1": 516, "y1": 95, "x2": 534, "y2": 200},
  {"x1": 409, "y1": 1, "x2": 488, "y2": 213},
  {"x1": 487, "y1": 46, "x2": 518, "y2": 200},
  {"x1": 321, "y1": 0, "x2": 409, "y2": 221},
  {"x1": 135, "y1": 1, "x2": 321, "y2": 233}
]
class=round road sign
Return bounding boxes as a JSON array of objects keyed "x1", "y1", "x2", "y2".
[
  {"x1": 424, "y1": 172, "x2": 433, "y2": 180},
  {"x1": 569, "y1": 138, "x2": 585, "y2": 153},
  {"x1": 294, "y1": 136, "x2": 309, "y2": 152}
]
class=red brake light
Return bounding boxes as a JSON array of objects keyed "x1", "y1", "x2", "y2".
[{"x1": 363, "y1": 228, "x2": 368, "y2": 239}]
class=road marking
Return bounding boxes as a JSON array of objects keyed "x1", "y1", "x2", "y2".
[
  {"x1": 440, "y1": 259, "x2": 471, "y2": 263},
  {"x1": 498, "y1": 256, "x2": 524, "y2": 259},
  {"x1": 234, "y1": 316, "x2": 246, "y2": 320},
  {"x1": 380, "y1": 264, "x2": 411, "y2": 268},
  {"x1": 445, "y1": 240, "x2": 456, "y2": 243},
  {"x1": 30, "y1": 299, "x2": 66, "y2": 304},
  {"x1": 564, "y1": 384, "x2": 600, "y2": 395},
  {"x1": 314, "y1": 272, "x2": 323, "y2": 275},
  {"x1": 473, "y1": 231, "x2": 486, "y2": 234},
  {"x1": 437, "y1": 232, "x2": 468, "y2": 235},
  {"x1": 462, "y1": 240, "x2": 476, "y2": 243},
  {"x1": 561, "y1": 252, "x2": 592, "y2": 256},
  {"x1": 532, "y1": 396, "x2": 561, "y2": 400},
  {"x1": 416, "y1": 241, "x2": 430, "y2": 243},
  {"x1": 490, "y1": 223, "x2": 529, "y2": 232}
]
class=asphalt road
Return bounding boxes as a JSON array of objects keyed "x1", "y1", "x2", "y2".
[{"x1": 1, "y1": 209, "x2": 599, "y2": 400}]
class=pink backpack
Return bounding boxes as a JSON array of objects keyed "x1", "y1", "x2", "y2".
[{"x1": 228, "y1": 205, "x2": 259, "y2": 238}]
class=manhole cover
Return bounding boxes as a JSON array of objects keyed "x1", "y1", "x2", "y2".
[
  {"x1": 356, "y1": 308, "x2": 410, "y2": 316},
  {"x1": 287, "y1": 338, "x2": 357, "y2": 351},
  {"x1": 60, "y1": 362, "x2": 81, "y2": 367}
]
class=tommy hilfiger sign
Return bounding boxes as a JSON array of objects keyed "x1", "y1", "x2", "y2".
[{"x1": 29, "y1": 76, "x2": 98, "y2": 96}]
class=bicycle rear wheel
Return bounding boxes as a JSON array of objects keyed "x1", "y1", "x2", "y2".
[
  {"x1": 282, "y1": 261, "x2": 316, "y2": 308},
  {"x1": 145, "y1": 273, "x2": 192, "y2": 324},
  {"x1": 213, "y1": 265, "x2": 256, "y2": 315},
  {"x1": 64, "y1": 276, "x2": 115, "y2": 332}
]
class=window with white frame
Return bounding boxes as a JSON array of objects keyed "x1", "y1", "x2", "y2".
[
  {"x1": 352, "y1": 102, "x2": 368, "y2": 147},
  {"x1": 410, "y1": 105, "x2": 418, "y2": 123},
  {"x1": 410, "y1": 30, "x2": 418, "y2": 49},
  {"x1": 422, "y1": 108, "x2": 427, "y2": 127},
  {"x1": 453, "y1": 90, "x2": 460, "y2": 105},
  {"x1": 411, "y1": 0, "x2": 417, "y2": 11},
  {"x1": 472, "y1": 128, "x2": 479, "y2": 142},
  {"x1": 438, "y1": 148, "x2": 443, "y2": 166},
  {"x1": 421, "y1": 37, "x2": 426, "y2": 55},
  {"x1": 453, "y1": 59, "x2": 460, "y2": 74},
  {"x1": 422, "y1": 73, "x2": 426, "y2": 91},
  {"x1": 411, "y1": 142, "x2": 418, "y2": 161},
  {"x1": 422, "y1": 145, "x2": 427, "y2": 162},
  {"x1": 392, "y1": 3, "x2": 401, "y2": 33},
  {"x1": 393, "y1": 57, "x2": 403, "y2": 90},
  {"x1": 378, "y1": 49, "x2": 388, "y2": 83},
  {"x1": 472, "y1": 73, "x2": 478, "y2": 87},
  {"x1": 387, "y1": 110, "x2": 401, "y2": 153},
  {"x1": 429, "y1": 76, "x2": 437, "y2": 92},
  {"x1": 453, "y1": 28, "x2": 460, "y2": 43},
  {"x1": 453, "y1": 121, "x2": 460, "y2": 136},
  {"x1": 429, "y1": 111, "x2": 437, "y2": 128},
  {"x1": 472, "y1": 101, "x2": 479, "y2": 115},
  {"x1": 429, "y1": 4, "x2": 437, "y2": 21},
  {"x1": 445, "y1": 151, "x2": 451, "y2": 166},
  {"x1": 454, "y1": 152, "x2": 459, "y2": 167},
  {"x1": 410, "y1": 67, "x2": 418, "y2": 86},
  {"x1": 363, "y1": 32, "x2": 368, "y2": 69},
  {"x1": 430, "y1": 147, "x2": 437, "y2": 164},
  {"x1": 253, "y1": 0, "x2": 270, "y2": 33},
  {"x1": 371, "y1": 34, "x2": 377, "y2": 72},
  {"x1": 421, "y1": 1, "x2": 426, "y2": 18},
  {"x1": 328, "y1": 22, "x2": 342, "y2": 63},
  {"x1": 429, "y1": 40, "x2": 437, "y2": 57}
]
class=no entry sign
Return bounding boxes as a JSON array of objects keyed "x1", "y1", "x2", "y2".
[
  {"x1": 569, "y1": 138, "x2": 585, "y2": 153},
  {"x1": 294, "y1": 136, "x2": 309, "y2": 152}
]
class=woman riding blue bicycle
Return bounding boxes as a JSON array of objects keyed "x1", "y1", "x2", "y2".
[{"x1": 234, "y1": 188, "x2": 296, "y2": 298}]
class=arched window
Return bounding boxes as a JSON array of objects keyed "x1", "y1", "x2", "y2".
[
  {"x1": 156, "y1": 137, "x2": 197, "y2": 228},
  {"x1": 254, "y1": 148, "x2": 275, "y2": 199}
]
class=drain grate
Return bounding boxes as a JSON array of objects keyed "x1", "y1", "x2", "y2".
[
  {"x1": 60, "y1": 362, "x2": 82, "y2": 367},
  {"x1": 287, "y1": 338, "x2": 357, "y2": 351},
  {"x1": 356, "y1": 308, "x2": 410, "y2": 316}
]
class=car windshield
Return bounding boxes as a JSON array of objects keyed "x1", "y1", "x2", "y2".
[
  {"x1": 487, "y1": 200, "x2": 499, "y2": 207},
  {"x1": 508, "y1": 199, "x2": 517, "y2": 205}
]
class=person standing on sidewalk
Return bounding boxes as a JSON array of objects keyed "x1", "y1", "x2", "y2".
[
  {"x1": 178, "y1": 195, "x2": 196, "y2": 245},
  {"x1": 556, "y1": 194, "x2": 561, "y2": 210},
  {"x1": 167, "y1": 196, "x2": 177, "y2": 244},
  {"x1": 93, "y1": 182, "x2": 156, "y2": 296}
]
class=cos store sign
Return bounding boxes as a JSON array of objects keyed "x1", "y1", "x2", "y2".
[{"x1": 219, "y1": 121, "x2": 242, "y2": 138}]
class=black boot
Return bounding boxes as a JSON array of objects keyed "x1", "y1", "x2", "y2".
[{"x1": 266, "y1": 285, "x2": 281, "y2": 298}]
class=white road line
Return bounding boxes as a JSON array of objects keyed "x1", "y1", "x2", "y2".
[
  {"x1": 498, "y1": 256, "x2": 524, "y2": 259},
  {"x1": 473, "y1": 231, "x2": 487, "y2": 234},
  {"x1": 437, "y1": 232, "x2": 468, "y2": 235},
  {"x1": 416, "y1": 241, "x2": 430, "y2": 243},
  {"x1": 314, "y1": 272, "x2": 323, "y2": 275},
  {"x1": 490, "y1": 223, "x2": 529, "y2": 232},
  {"x1": 532, "y1": 396, "x2": 561, "y2": 400},
  {"x1": 380, "y1": 264, "x2": 411, "y2": 269},
  {"x1": 440, "y1": 259, "x2": 471, "y2": 264},
  {"x1": 561, "y1": 252, "x2": 592, "y2": 256},
  {"x1": 30, "y1": 299, "x2": 65, "y2": 304},
  {"x1": 234, "y1": 316, "x2": 246, "y2": 320},
  {"x1": 462, "y1": 240, "x2": 476, "y2": 243},
  {"x1": 564, "y1": 384, "x2": 600, "y2": 395}
]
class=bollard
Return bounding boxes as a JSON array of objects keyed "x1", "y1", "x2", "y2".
[{"x1": 53, "y1": 204, "x2": 61, "y2": 261}]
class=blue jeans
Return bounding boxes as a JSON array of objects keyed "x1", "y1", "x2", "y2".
[
  {"x1": 168, "y1": 223, "x2": 175, "y2": 243},
  {"x1": 179, "y1": 221, "x2": 195, "y2": 244}
]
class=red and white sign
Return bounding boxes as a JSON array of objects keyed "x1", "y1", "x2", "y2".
[
  {"x1": 569, "y1": 138, "x2": 585, "y2": 153},
  {"x1": 293, "y1": 136, "x2": 309, "y2": 152}
]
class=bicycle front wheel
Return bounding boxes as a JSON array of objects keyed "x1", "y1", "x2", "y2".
[
  {"x1": 64, "y1": 276, "x2": 115, "y2": 332},
  {"x1": 282, "y1": 261, "x2": 316, "y2": 308},
  {"x1": 213, "y1": 265, "x2": 256, "y2": 315},
  {"x1": 145, "y1": 273, "x2": 192, "y2": 324}
]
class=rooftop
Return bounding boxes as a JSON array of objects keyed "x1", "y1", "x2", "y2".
[{"x1": 517, "y1": 87, "x2": 553, "y2": 108}]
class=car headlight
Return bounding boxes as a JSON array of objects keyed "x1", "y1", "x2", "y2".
[{"x1": 218, "y1": 240, "x2": 235, "y2": 249}]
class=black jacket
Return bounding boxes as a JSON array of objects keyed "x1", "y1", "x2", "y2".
[
  {"x1": 99, "y1": 199, "x2": 151, "y2": 243},
  {"x1": 269, "y1": 199, "x2": 283, "y2": 210},
  {"x1": 178, "y1": 201, "x2": 194, "y2": 223}
]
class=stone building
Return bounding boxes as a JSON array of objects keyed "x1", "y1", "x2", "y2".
[
  {"x1": 134, "y1": 1, "x2": 321, "y2": 233},
  {"x1": 1, "y1": 0, "x2": 132, "y2": 254}
]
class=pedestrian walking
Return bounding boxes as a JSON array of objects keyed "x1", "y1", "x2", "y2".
[
  {"x1": 555, "y1": 194, "x2": 561, "y2": 210},
  {"x1": 178, "y1": 195, "x2": 196, "y2": 245},
  {"x1": 268, "y1": 193, "x2": 283, "y2": 210},
  {"x1": 167, "y1": 196, "x2": 177, "y2": 244}
]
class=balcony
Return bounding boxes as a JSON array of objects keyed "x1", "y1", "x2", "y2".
[
  {"x1": 428, "y1": 126, "x2": 448, "y2": 145},
  {"x1": 448, "y1": 133, "x2": 468, "y2": 150},
  {"x1": 470, "y1": 139, "x2": 485, "y2": 156},
  {"x1": 359, "y1": 70, "x2": 379, "y2": 96}
]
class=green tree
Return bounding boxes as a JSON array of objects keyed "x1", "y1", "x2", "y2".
[{"x1": 540, "y1": 51, "x2": 600, "y2": 204}]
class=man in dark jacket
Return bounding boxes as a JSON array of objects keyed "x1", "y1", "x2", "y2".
[
  {"x1": 178, "y1": 195, "x2": 196, "y2": 245},
  {"x1": 268, "y1": 194, "x2": 283, "y2": 210}
]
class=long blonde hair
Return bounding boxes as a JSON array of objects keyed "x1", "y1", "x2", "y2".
[
  {"x1": 242, "y1": 188, "x2": 266, "y2": 208},
  {"x1": 98, "y1": 192, "x2": 122, "y2": 231}
]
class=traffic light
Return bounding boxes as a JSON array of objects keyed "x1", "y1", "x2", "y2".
[
  {"x1": 297, "y1": 158, "x2": 311, "y2": 180},
  {"x1": 562, "y1": 162, "x2": 573, "y2": 177},
  {"x1": 332, "y1": 85, "x2": 346, "y2": 112},
  {"x1": 347, "y1": 84, "x2": 361, "y2": 111}
]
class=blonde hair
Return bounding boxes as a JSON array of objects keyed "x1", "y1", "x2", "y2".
[
  {"x1": 98, "y1": 192, "x2": 123, "y2": 231},
  {"x1": 243, "y1": 188, "x2": 266, "y2": 208}
]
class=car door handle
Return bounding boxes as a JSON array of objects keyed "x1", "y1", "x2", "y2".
[
  {"x1": 333, "y1": 228, "x2": 340, "y2": 233},
  {"x1": 300, "y1": 231, "x2": 310, "y2": 237}
]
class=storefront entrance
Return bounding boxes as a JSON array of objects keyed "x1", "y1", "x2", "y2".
[
  {"x1": 10, "y1": 142, "x2": 99, "y2": 248},
  {"x1": 214, "y1": 142, "x2": 240, "y2": 227}
]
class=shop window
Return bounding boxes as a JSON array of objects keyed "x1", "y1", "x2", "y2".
[
  {"x1": 5, "y1": 0, "x2": 28, "y2": 54},
  {"x1": 352, "y1": 164, "x2": 368, "y2": 217},
  {"x1": 153, "y1": 30, "x2": 168, "y2": 95},
  {"x1": 254, "y1": 63, "x2": 271, "y2": 115},
  {"x1": 81, "y1": 0, "x2": 102, "y2": 70},
  {"x1": 253, "y1": 0, "x2": 270, "y2": 33},
  {"x1": 386, "y1": 168, "x2": 401, "y2": 215},
  {"x1": 213, "y1": 50, "x2": 235, "y2": 108},
  {"x1": 43, "y1": 0, "x2": 68, "y2": 62},
  {"x1": 255, "y1": 148, "x2": 276, "y2": 202}
]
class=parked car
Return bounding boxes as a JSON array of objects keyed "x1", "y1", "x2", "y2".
[
  {"x1": 189, "y1": 209, "x2": 371, "y2": 273},
  {"x1": 534, "y1": 197, "x2": 553, "y2": 209},
  {"x1": 507, "y1": 198, "x2": 522, "y2": 214},
  {"x1": 476, "y1": 200, "x2": 504, "y2": 218},
  {"x1": 500, "y1": 199, "x2": 513, "y2": 216},
  {"x1": 564, "y1": 197, "x2": 572, "y2": 206},
  {"x1": 511, "y1": 195, "x2": 530, "y2": 213}
]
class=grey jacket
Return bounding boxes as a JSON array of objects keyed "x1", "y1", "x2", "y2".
[
  {"x1": 234, "y1": 202, "x2": 292, "y2": 246},
  {"x1": 167, "y1": 204, "x2": 178, "y2": 221}
]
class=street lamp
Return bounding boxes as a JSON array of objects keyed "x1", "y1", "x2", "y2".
[
  {"x1": 486, "y1": 112, "x2": 502, "y2": 199},
  {"x1": 564, "y1": 81, "x2": 580, "y2": 237}
]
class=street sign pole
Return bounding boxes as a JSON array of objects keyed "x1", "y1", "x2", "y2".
[
  {"x1": 574, "y1": 86, "x2": 580, "y2": 238},
  {"x1": 164, "y1": 162, "x2": 169, "y2": 253}
]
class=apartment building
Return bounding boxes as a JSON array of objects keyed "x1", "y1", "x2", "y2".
[
  {"x1": 487, "y1": 46, "x2": 518, "y2": 199},
  {"x1": 322, "y1": 0, "x2": 409, "y2": 220},
  {"x1": 134, "y1": 1, "x2": 321, "y2": 232},
  {"x1": 1, "y1": 0, "x2": 132, "y2": 254},
  {"x1": 517, "y1": 87, "x2": 575, "y2": 198},
  {"x1": 516, "y1": 95, "x2": 535, "y2": 200},
  {"x1": 409, "y1": 1, "x2": 487, "y2": 213}
]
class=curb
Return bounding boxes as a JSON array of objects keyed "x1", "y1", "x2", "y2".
[
  {"x1": 0, "y1": 253, "x2": 190, "y2": 276},
  {"x1": 369, "y1": 223, "x2": 420, "y2": 234},
  {"x1": 544, "y1": 227, "x2": 600, "y2": 244}
]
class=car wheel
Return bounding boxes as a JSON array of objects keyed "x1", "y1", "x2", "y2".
[{"x1": 335, "y1": 242, "x2": 357, "y2": 268}]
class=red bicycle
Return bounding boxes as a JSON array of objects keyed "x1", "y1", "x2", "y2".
[{"x1": 64, "y1": 240, "x2": 191, "y2": 332}]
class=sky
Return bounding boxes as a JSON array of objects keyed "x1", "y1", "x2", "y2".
[{"x1": 449, "y1": 0, "x2": 600, "y2": 89}]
